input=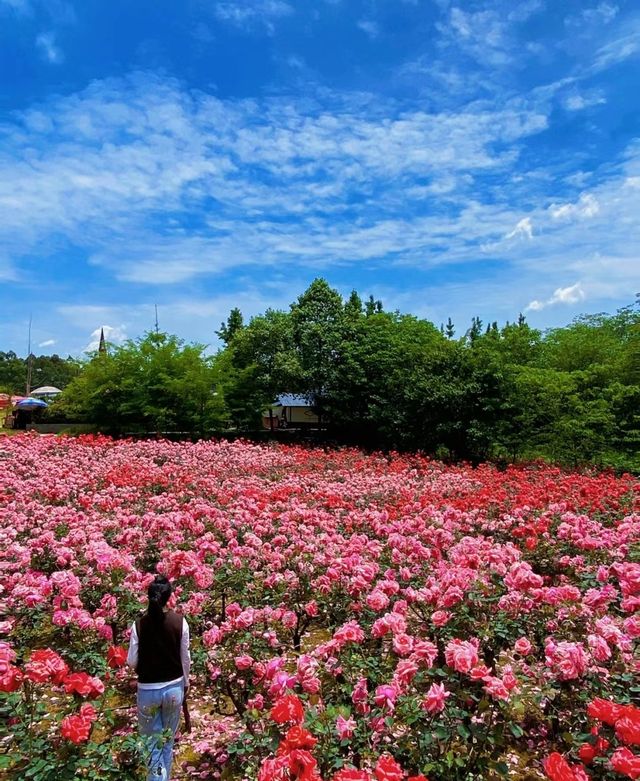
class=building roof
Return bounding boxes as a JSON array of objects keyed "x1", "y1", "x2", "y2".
[{"x1": 274, "y1": 393, "x2": 314, "y2": 407}]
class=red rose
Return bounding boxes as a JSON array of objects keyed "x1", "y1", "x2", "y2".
[
  {"x1": 610, "y1": 747, "x2": 640, "y2": 780},
  {"x1": 60, "y1": 713, "x2": 92, "y2": 744},
  {"x1": 79, "y1": 702, "x2": 98, "y2": 722},
  {"x1": 279, "y1": 726, "x2": 317, "y2": 752},
  {"x1": 375, "y1": 754, "x2": 405, "y2": 781},
  {"x1": 587, "y1": 698, "x2": 621, "y2": 726},
  {"x1": 542, "y1": 753, "x2": 585, "y2": 781},
  {"x1": 0, "y1": 665, "x2": 23, "y2": 692},
  {"x1": 25, "y1": 649, "x2": 69, "y2": 685},
  {"x1": 106, "y1": 645, "x2": 128, "y2": 669},
  {"x1": 257, "y1": 755, "x2": 290, "y2": 781},
  {"x1": 616, "y1": 707, "x2": 640, "y2": 746},
  {"x1": 332, "y1": 770, "x2": 371, "y2": 781},
  {"x1": 288, "y1": 749, "x2": 319, "y2": 781},
  {"x1": 63, "y1": 672, "x2": 105, "y2": 698},
  {"x1": 270, "y1": 694, "x2": 305, "y2": 725},
  {"x1": 578, "y1": 743, "x2": 597, "y2": 765}
]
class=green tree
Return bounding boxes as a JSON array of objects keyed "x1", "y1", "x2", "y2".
[
  {"x1": 290, "y1": 279, "x2": 346, "y2": 418},
  {"x1": 0, "y1": 351, "x2": 81, "y2": 395},
  {"x1": 57, "y1": 332, "x2": 219, "y2": 435},
  {"x1": 445, "y1": 318, "x2": 455, "y2": 339},
  {"x1": 216, "y1": 308, "x2": 245, "y2": 346},
  {"x1": 219, "y1": 309, "x2": 299, "y2": 429}
]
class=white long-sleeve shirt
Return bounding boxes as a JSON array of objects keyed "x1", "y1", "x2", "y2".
[{"x1": 127, "y1": 617, "x2": 191, "y2": 690}]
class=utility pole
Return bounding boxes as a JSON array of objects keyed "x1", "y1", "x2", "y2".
[
  {"x1": 26, "y1": 314, "x2": 33, "y2": 396},
  {"x1": 155, "y1": 304, "x2": 159, "y2": 334}
]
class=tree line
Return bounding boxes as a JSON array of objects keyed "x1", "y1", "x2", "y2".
[
  {"x1": 6, "y1": 279, "x2": 639, "y2": 471},
  {"x1": 0, "y1": 351, "x2": 81, "y2": 396}
]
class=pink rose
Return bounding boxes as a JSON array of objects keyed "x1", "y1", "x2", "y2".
[
  {"x1": 411, "y1": 640, "x2": 438, "y2": 667},
  {"x1": 421, "y1": 683, "x2": 450, "y2": 714},
  {"x1": 234, "y1": 655, "x2": 253, "y2": 670},
  {"x1": 282, "y1": 611, "x2": 298, "y2": 629},
  {"x1": 352, "y1": 678, "x2": 370, "y2": 715},
  {"x1": 374, "y1": 684, "x2": 398, "y2": 712},
  {"x1": 304, "y1": 601, "x2": 319, "y2": 617},
  {"x1": 392, "y1": 634, "x2": 414, "y2": 656},
  {"x1": 445, "y1": 639, "x2": 479, "y2": 674},
  {"x1": 514, "y1": 637, "x2": 532, "y2": 656},
  {"x1": 483, "y1": 676, "x2": 510, "y2": 701},
  {"x1": 367, "y1": 591, "x2": 390, "y2": 611},
  {"x1": 431, "y1": 610, "x2": 452, "y2": 627},
  {"x1": 336, "y1": 715, "x2": 356, "y2": 740}
]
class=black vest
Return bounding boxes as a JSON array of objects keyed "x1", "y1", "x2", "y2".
[{"x1": 136, "y1": 610, "x2": 183, "y2": 684}]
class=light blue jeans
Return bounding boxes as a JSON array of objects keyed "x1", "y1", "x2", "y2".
[{"x1": 137, "y1": 682, "x2": 184, "y2": 781}]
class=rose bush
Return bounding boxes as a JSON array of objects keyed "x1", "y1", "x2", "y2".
[{"x1": 0, "y1": 434, "x2": 638, "y2": 779}]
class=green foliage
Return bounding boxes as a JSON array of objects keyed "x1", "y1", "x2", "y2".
[
  {"x1": 56, "y1": 332, "x2": 221, "y2": 435},
  {"x1": 210, "y1": 281, "x2": 639, "y2": 470},
  {"x1": 0, "y1": 351, "x2": 81, "y2": 395},
  {"x1": 216, "y1": 307, "x2": 245, "y2": 345},
  {"x1": 6, "y1": 282, "x2": 637, "y2": 470}
]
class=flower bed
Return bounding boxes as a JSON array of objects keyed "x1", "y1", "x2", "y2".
[{"x1": 0, "y1": 434, "x2": 639, "y2": 780}]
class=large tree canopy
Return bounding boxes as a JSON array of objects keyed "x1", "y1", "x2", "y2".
[
  {"x1": 212, "y1": 281, "x2": 639, "y2": 470},
  {"x1": 57, "y1": 332, "x2": 222, "y2": 435},
  {"x1": 7, "y1": 282, "x2": 638, "y2": 471}
]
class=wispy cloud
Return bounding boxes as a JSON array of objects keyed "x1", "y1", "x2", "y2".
[
  {"x1": 550, "y1": 193, "x2": 600, "y2": 220},
  {"x1": 590, "y1": 18, "x2": 640, "y2": 72},
  {"x1": 563, "y1": 91, "x2": 606, "y2": 111},
  {"x1": 526, "y1": 282, "x2": 586, "y2": 312},
  {"x1": 357, "y1": 19, "x2": 380, "y2": 40},
  {"x1": 0, "y1": 0, "x2": 30, "y2": 12},
  {"x1": 0, "y1": 71, "x2": 638, "y2": 330},
  {"x1": 36, "y1": 31, "x2": 63, "y2": 64},
  {"x1": 213, "y1": 0, "x2": 293, "y2": 33},
  {"x1": 83, "y1": 324, "x2": 127, "y2": 352},
  {"x1": 566, "y1": 3, "x2": 619, "y2": 28},
  {"x1": 0, "y1": 73, "x2": 549, "y2": 275},
  {"x1": 38, "y1": 338, "x2": 56, "y2": 347},
  {"x1": 505, "y1": 217, "x2": 534, "y2": 241},
  {"x1": 436, "y1": 3, "x2": 543, "y2": 68}
]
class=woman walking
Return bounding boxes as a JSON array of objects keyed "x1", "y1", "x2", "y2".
[{"x1": 127, "y1": 575, "x2": 190, "y2": 781}]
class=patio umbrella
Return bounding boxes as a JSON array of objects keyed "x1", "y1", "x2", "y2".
[
  {"x1": 15, "y1": 398, "x2": 48, "y2": 409},
  {"x1": 31, "y1": 386, "x2": 62, "y2": 398}
]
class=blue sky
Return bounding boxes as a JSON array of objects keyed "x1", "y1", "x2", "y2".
[{"x1": 0, "y1": 0, "x2": 638, "y2": 355}]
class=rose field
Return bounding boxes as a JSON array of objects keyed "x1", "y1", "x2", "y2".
[{"x1": 1, "y1": 434, "x2": 639, "y2": 781}]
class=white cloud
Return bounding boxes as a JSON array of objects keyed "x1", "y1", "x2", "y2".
[
  {"x1": 0, "y1": 74, "x2": 549, "y2": 280},
  {"x1": 591, "y1": 23, "x2": 640, "y2": 72},
  {"x1": 36, "y1": 31, "x2": 63, "y2": 64},
  {"x1": 357, "y1": 19, "x2": 380, "y2": 39},
  {"x1": 1, "y1": 73, "x2": 639, "y2": 331},
  {"x1": 567, "y1": 3, "x2": 619, "y2": 27},
  {"x1": 0, "y1": 0, "x2": 30, "y2": 10},
  {"x1": 214, "y1": 0, "x2": 293, "y2": 32},
  {"x1": 564, "y1": 92, "x2": 606, "y2": 111},
  {"x1": 38, "y1": 338, "x2": 56, "y2": 347},
  {"x1": 83, "y1": 324, "x2": 128, "y2": 352},
  {"x1": 550, "y1": 193, "x2": 600, "y2": 220},
  {"x1": 436, "y1": 3, "x2": 542, "y2": 68},
  {"x1": 526, "y1": 282, "x2": 586, "y2": 312},
  {"x1": 505, "y1": 217, "x2": 533, "y2": 240}
]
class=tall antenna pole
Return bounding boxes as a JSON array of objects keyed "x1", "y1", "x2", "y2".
[
  {"x1": 155, "y1": 304, "x2": 159, "y2": 334},
  {"x1": 26, "y1": 314, "x2": 33, "y2": 396}
]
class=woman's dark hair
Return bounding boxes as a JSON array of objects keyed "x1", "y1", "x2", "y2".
[{"x1": 147, "y1": 576, "x2": 172, "y2": 623}]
